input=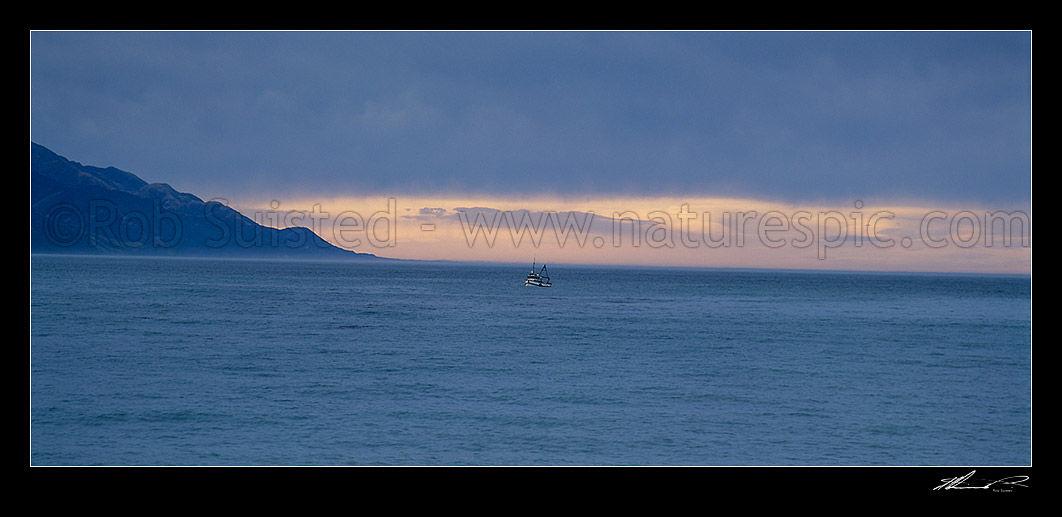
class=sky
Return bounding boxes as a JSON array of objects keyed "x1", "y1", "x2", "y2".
[{"x1": 30, "y1": 31, "x2": 1032, "y2": 273}]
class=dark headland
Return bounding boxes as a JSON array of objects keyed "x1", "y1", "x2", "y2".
[{"x1": 30, "y1": 143, "x2": 381, "y2": 260}]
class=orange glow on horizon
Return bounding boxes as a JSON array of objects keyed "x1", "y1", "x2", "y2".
[{"x1": 224, "y1": 194, "x2": 1032, "y2": 275}]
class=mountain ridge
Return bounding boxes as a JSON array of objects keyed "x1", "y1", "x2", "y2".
[{"x1": 30, "y1": 143, "x2": 381, "y2": 260}]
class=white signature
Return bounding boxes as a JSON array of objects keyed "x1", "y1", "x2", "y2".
[{"x1": 934, "y1": 470, "x2": 1029, "y2": 491}]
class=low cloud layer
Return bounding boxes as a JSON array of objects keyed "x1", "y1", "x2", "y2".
[{"x1": 31, "y1": 31, "x2": 1031, "y2": 206}]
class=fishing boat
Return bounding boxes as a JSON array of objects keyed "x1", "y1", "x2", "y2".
[{"x1": 524, "y1": 259, "x2": 552, "y2": 287}]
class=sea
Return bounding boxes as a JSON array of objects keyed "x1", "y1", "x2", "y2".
[{"x1": 29, "y1": 254, "x2": 1032, "y2": 466}]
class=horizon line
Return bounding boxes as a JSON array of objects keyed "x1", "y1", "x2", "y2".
[{"x1": 28, "y1": 251, "x2": 1033, "y2": 278}]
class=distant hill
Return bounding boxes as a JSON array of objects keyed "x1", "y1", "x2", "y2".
[{"x1": 30, "y1": 143, "x2": 379, "y2": 259}]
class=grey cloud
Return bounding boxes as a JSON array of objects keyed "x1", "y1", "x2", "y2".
[{"x1": 31, "y1": 31, "x2": 1031, "y2": 206}]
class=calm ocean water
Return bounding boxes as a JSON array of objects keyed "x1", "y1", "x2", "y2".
[{"x1": 29, "y1": 255, "x2": 1031, "y2": 466}]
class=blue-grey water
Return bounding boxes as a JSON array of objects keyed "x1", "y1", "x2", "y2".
[{"x1": 29, "y1": 255, "x2": 1031, "y2": 466}]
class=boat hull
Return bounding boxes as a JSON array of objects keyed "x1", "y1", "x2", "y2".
[{"x1": 525, "y1": 276, "x2": 551, "y2": 287}]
